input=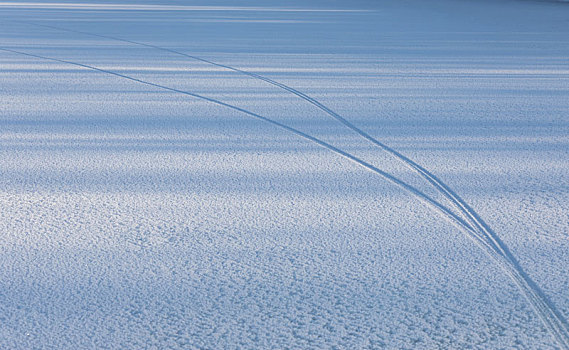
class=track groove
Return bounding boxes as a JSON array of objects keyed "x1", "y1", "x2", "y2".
[
  {"x1": 0, "y1": 47, "x2": 479, "y2": 237},
  {"x1": 2, "y1": 38, "x2": 568, "y2": 348}
]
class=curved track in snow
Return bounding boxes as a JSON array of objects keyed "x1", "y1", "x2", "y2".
[{"x1": 2, "y1": 42, "x2": 568, "y2": 348}]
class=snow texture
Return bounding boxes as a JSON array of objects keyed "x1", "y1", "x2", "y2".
[{"x1": 1, "y1": 0, "x2": 569, "y2": 348}]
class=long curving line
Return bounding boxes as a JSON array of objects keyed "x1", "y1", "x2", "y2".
[
  {"x1": 9, "y1": 21, "x2": 521, "y2": 256},
  {"x1": 14, "y1": 21, "x2": 569, "y2": 347},
  {"x1": 4, "y1": 23, "x2": 524, "y2": 252},
  {"x1": 0, "y1": 47, "x2": 480, "y2": 237},
  {"x1": 3, "y1": 23, "x2": 539, "y2": 278},
  {"x1": 0, "y1": 46, "x2": 507, "y2": 259},
  {"x1": 0, "y1": 45, "x2": 510, "y2": 272},
  {"x1": 9, "y1": 23, "x2": 538, "y2": 259},
  {"x1": 2, "y1": 45, "x2": 568, "y2": 348}
]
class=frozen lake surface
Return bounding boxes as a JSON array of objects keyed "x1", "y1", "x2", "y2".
[{"x1": 1, "y1": 0, "x2": 569, "y2": 348}]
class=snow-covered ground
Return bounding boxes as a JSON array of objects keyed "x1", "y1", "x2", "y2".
[{"x1": 1, "y1": 0, "x2": 569, "y2": 348}]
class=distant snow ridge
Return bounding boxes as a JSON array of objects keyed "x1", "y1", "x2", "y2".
[
  {"x1": 0, "y1": 3, "x2": 366, "y2": 12},
  {"x1": 3, "y1": 21, "x2": 569, "y2": 349}
]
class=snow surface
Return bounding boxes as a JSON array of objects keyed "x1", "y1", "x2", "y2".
[{"x1": 1, "y1": 0, "x2": 569, "y2": 348}]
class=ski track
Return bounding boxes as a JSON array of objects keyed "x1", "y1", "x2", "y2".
[
  {"x1": 2, "y1": 28, "x2": 569, "y2": 348},
  {"x1": 13, "y1": 21, "x2": 569, "y2": 349}
]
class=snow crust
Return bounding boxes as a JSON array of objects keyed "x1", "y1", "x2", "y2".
[{"x1": 1, "y1": 0, "x2": 569, "y2": 348}]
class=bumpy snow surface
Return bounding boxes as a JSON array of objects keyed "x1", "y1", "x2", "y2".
[{"x1": 1, "y1": 0, "x2": 569, "y2": 348}]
